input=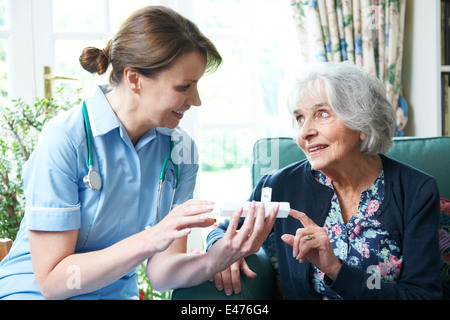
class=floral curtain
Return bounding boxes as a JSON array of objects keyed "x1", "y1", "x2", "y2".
[{"x1": 291, "y1": 0, "x2": 407, "y2": 136}]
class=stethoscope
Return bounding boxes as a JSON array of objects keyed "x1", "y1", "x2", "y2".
[
  {"x1": 158, "y1": 140, "x2": 178, "y2": 222},
  {"x1": 81, "y1": 100, "x2": 178, "y2": 222},
  {"x1": 82, "y1": 101, "x2": 102, "y2": 191}
]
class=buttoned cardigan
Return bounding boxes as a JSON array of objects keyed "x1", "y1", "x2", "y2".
[{"x1": 207, "y1": 155, "x2": 442, "y2": 299}]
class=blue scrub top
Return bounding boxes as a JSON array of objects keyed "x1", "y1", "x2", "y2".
[{"x1": 0, "y1": 85, "x2": 199, "y2": 299}]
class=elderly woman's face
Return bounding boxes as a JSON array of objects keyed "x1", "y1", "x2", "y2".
[{"x1": 294, "y1": 95, "x2": 364, "y2": 172}]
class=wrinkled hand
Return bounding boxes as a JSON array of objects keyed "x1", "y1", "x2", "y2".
[
  {"x1": 212, "y1": 258, "x2": 256, "y2": 296},
  {"x1": 209, "y1": 201, "x2": 278, "y2": 295},
  {"x1": 281, "y1": 209, "x2": 341, "y2": 280},
  {"x1": 146, "y1": 199, "x2": 216, "y2": 253}
]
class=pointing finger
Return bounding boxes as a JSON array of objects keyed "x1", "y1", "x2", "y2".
[
  {"x1": 289, "y1": 209, "x2": 316, "y2": 228},
  {"x1": 281, "y1": 234, "x2": 295, "y2": 247}
]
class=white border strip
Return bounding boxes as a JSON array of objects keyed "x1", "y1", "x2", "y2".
[{"x1": 26, "y1": 205, "x2": 81, "y2": 212}]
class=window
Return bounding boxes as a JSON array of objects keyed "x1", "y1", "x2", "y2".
[
  {"x1": 191, "y1": 0, "x2": 300, "y2": 202},
  {"x1": 2, "y1": 0, "x2": 301, "y2": 250},
  {"x1": 51, "y1": 0, "x2": 160, "y2": 95},
  {"x1": 48, "y1": 0, "x2": 301, "y2": 203},
  {"x1": 19, "y1": 0, "x2": 300, "y2": 203},
  {"x1": 0, "y1": 0, "x2": 8, "y2": 107}
]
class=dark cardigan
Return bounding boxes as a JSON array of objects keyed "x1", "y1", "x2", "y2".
[{"x1": 207, "y1": 155, "x2": 442, "y2": 299}]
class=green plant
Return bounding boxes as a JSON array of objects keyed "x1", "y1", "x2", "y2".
[
  {"x1": 138, "y1": 263, "x2": 172, "y2": 300},
  {"x1": 0, "y1": 87, "x2": 81, "y2": 240}
]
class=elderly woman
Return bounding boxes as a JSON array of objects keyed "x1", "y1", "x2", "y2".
[{"x1": 207, "y1": 62, "x2": 442, "y2": 299}]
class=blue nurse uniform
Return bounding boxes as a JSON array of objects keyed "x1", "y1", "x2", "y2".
[{"x1": 0, "y1": 85, "x2": 198, "y2": 299}]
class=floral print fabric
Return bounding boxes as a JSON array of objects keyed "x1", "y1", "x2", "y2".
[
  {"x1": 290, "y1": 0, "x2": 407, "y2": 136},
  {"x1": 311, "y1": 169, "x2": 403, "y2": 299}
]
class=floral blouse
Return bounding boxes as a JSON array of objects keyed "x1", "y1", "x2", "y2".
[{"x1": 311, "y1": 169, "x2": 403, "y2": 299}]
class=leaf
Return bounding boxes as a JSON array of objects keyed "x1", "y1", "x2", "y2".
[{"x1": 387, "y1": 64, "x2": 396, "y2": 84}]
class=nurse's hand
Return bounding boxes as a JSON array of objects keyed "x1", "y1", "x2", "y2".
[
  {"x1": 208, "y1": 201, "x2": 278, "y2": 295},
  {"x1": 146, "y1": 199, "x2": 216, "y2": 254}
]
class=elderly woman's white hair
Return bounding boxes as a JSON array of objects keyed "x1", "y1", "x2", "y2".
[{"x1": 288, "y1": 61, "x2": 397, "y2": 155}]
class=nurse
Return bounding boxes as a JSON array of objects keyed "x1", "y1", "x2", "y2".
[{"x1": 0, "y1": 6, "x2": 278, "y2": 299}]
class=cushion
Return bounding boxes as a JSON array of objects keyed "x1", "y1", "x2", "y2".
[{"x1": 440, "y1": 197, "x2": 450, "y2": 299}]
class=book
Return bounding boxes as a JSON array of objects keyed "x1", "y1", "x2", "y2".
[{"x1": 442, "y1": 73, "x2": 450, "y2": 136}]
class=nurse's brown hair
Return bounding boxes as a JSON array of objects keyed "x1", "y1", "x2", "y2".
[{"x1": 79, "y1": 6, "x2": 222, "y2": 85}]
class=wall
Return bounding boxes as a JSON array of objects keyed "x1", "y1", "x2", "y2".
[{"x1": 402, "y1": 0, "x2": 441, "y2": 137}]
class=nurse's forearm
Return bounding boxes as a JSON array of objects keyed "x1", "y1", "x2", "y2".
[
  {"x1": 146, "y1": 251, "x2": 217, "y2": 292},
  {"x1": 147, "y1": 203, "x2": 278, "y2": 292},
  {"x1": 30, "y1": 229, "x2": 154, "y2": 300},
  {"x1": 30, "y1": 201, "x2": 214, "y2": 299}
]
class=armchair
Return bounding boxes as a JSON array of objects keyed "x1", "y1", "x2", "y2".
[{"x1": 172, "y1": 136, "x2": 450, "y2": 300}]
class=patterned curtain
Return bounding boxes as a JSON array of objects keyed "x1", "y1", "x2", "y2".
[{"x1": 291, "y1": 0, "x2": 407, "y2": 136}]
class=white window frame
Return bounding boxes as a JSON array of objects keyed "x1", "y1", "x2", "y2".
[{"x1": 4, "y1": 0, "x2": 298, "y2": 195}]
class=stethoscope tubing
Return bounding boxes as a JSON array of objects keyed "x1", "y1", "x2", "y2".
[
  {"x1": 82, "y1": 101, "x2": 94, "y2": 167},
  {"x1": 82, "y1": 100, "x2": 178, "y2": 221}
]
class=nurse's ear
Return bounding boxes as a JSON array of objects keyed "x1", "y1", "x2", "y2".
[{"x1": 123, "y1": 67, "x2": 141, "y2": 94}]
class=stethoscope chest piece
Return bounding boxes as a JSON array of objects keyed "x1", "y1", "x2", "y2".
[
  {"x1": 82, "y1": 100, "x2": 102, "y2": 192},
  {"x1": 84, "y1": 166, "x2": 102, "y2": 191}
]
